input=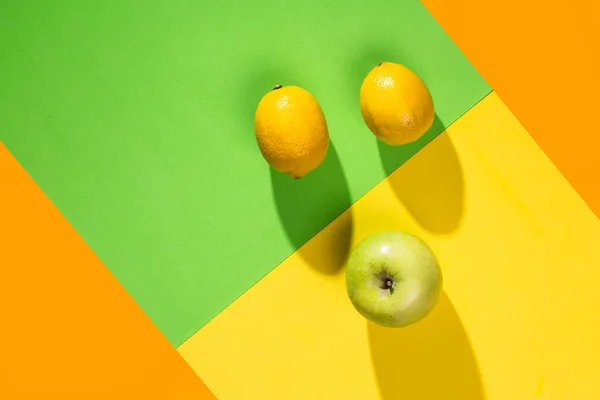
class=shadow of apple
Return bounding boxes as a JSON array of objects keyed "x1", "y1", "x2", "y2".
[{"x1": 368, "y1": 292, "x2": 484, "y2": 400}]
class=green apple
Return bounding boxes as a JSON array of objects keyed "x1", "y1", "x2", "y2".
[{"x1": 346, "y1": 230, "x2": 442, "y2": 327}]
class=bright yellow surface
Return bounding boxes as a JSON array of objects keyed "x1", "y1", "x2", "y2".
[{"x1": 179, "y1": 92, "x2": 600, "y2": 399}]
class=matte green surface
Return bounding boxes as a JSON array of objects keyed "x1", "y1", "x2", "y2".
[{"x1": 0, "y1": 0, "x2": 490, "y2": 345}]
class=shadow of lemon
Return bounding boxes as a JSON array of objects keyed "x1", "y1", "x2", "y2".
[
  {"x1": 270, "y1": 142, "x2": 353, "y2": 275},
  {"x1": 379, "y1": 125, "x2": 465, "y2": 234}
]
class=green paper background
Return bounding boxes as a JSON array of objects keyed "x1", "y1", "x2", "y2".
[{"x1": 0, "y1": 0, "x2": 489, "y2": 345}]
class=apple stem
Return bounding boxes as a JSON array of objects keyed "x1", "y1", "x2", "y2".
[{"x1": 386, "y1": 280, "x2": 393, "y2": 287}]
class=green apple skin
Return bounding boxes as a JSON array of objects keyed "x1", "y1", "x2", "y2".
[{"x1": 346, "y1": 230, "x2": 442, "y2": 328}]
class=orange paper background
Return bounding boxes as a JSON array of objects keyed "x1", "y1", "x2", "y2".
[
  {"x1": 423, "y1": 0, "x2": 600, "y2": 217},
  {"x1": 0, "y1": 143, "x2": 215, "y2": 398}
]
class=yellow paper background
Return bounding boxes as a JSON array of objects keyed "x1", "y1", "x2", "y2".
[{"x1": 179, "y1": 92, "x2": 600, "y2": 399}]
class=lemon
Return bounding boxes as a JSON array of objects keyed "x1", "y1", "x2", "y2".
[
  {"x1": 360, "y1": 62, "x2": 434, "y2": 146},
  {"x1": 254, "y1": 85, "x2": 329, "y2": 179}
]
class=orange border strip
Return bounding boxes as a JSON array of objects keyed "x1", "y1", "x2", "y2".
[
  {"x1": 0, "y1": 142, "x2": 215, "y2": 398},
  {"x1": 422, "y1": 0, "x2": 600, "y2": 218}
]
